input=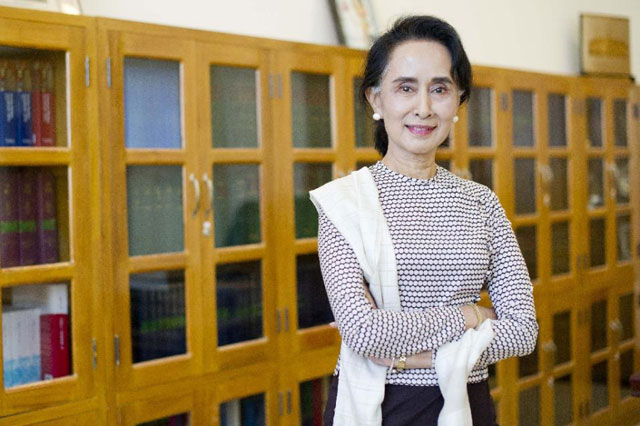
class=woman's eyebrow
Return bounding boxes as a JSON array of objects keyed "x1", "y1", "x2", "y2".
[
  {"x1": 391, "y1": 76, "x2": 418, "y2": 84},
  {"x1": 390, "y1": 76, "x2": 454, "y2": 85},
  {"x1": 431, "y1": 76, "x2": 454, "y2": 85}
]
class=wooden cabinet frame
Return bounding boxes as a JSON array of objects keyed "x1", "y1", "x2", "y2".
[{"x1": 0, "y1": 6, "x2": 638, "y2": 425}]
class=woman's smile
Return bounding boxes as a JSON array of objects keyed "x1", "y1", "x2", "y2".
[{"x1": 406, "y1": 124, "x2": 437, "y2": 136}]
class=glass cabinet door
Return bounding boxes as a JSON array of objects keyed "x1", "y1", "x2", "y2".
[
  {"x1": 450, "y1": 67, "x2": 504, "y2": 190},
  {"x1": 465, "y1": 83, "x2": 495, "y2": 190},
  {"x1": 105, "y1": 30, "x2": 202, "y2": 390},
  {"x1": 0, "y1": 14, "x2": 94, "y2": 415},
  {"x1": 196, "y1": 42, "x2": 277, "y2": 374},
  {"x1": 273, "y1": 49, "x2": 345, "y2": 361},
  {"x1": 586, "y1": 291, "x2": 613, "y2": 424},
  {"x1": 543, "y1": 299, "x2": 579, "y2": 426},
  {"x1": 613, "y1": 286, "x2": 637, "y2": 419},
  {"x1": 582, "y1": 81, "x2": 633, "y2": 294}
]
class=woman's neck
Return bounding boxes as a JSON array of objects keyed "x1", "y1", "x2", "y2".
[{"x1": 381, "y1": 152, "x2": 437, "y2": 180}]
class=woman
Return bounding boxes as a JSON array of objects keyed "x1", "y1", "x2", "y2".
[{"x1": 311, "y1": 16, "x2": 538, "y2": 426}]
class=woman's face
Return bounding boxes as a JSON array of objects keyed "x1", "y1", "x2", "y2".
[{"x1": 367, "y1": 40, "x2": 460, "y2": 161}]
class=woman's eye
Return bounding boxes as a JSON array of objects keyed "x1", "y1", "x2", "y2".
[
  {"x1": 400, "y1": 85, "x2": 412, "y2": 93},
  {"x1": 432, "y1": 86, "x2": 448, "y2": 95}
]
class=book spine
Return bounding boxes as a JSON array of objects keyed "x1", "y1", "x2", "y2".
[
  {"x1": 0, "y1": 168, "x2": 20, "y2": 268},
  {"x1": 18, "y1": 168, "x2": 38, "y2": 266},
  {"x1": 312, "y1": 378, "x2": 323, "y2": 426},
  {"x1": 0, "y1": 61, "x2": 6, "y2": 147},
  {"x1": 2, "y1": 310, "x2": 15, "y2": 387},
  {"x1": 16, "y1": 63, "x2": 33, "y2": 147},
  {"x1": 36, "y1": 168, "x2": 59, "y2": 264},
  {"x1": 31, "y1": 62, "x2": 43, "y2": 147},
  {"x1": 13, "y1": 308, "x2": 40, "y2": 386},
  {"x1": 40, "y1": 63, "x2": 54, "y2": 147},
  {"x1": 40, "y1": 313, "x2": 69, "y2": 380},
  {"x1": 0, "y1": 61, "x2": 17, "y2": 146}
]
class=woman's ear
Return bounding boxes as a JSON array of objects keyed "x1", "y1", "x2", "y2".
[{"x1": 365, "y1": 86, "x2": 382, "y2": 116}]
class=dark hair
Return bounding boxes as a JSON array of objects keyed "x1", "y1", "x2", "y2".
[{"x1": 360, "y1": 15, "x2": 472, "y2": 156}]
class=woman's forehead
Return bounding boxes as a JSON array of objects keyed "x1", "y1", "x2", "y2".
[{"x1": 385, "y1": 40, "x2": 453, "y2": 81}]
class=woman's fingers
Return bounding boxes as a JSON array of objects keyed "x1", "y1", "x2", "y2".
[{"x1": 368, "y1": 357, "x2": 391, "y2": 367}]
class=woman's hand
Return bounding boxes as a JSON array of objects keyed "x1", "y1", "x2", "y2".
[
  {"x1": 369, "y1": 351, "x2": 433, "y2": 369},
  {"x1": 461, "y1": 304, "x2": 497, "y2": 329},
  {"x1": 479, "y1": 305, "x2": 497, "y2": 321}
]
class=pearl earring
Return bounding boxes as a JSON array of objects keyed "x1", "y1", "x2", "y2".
[
  {"x1": 372, "y1": 112, "x2": 381, "y2": 121},
  {"x1": 453, "y1": 115, "x2": 459, "y2": 123}
]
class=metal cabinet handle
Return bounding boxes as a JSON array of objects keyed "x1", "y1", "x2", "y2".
[
  {"x1": 189, "y1": 173, "x2": 201, "y2": 216},
  {"x1": 609, "y1": 319, "x2": 622, "y2": 332},
  {"x1": 539, "y1": 164, "x2": 553, "y2": 185},
  {"x1": 202, "y1": 173, "x2": 213, "y2": 216},
  {"x1": 607, "y1": 162, "x2": 619, "y2": 200}
]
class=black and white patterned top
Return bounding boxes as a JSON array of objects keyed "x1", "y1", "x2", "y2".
[{"x1": 317, "y1": 161, "x2": 538, "y2": 386}]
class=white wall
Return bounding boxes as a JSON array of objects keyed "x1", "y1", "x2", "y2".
[{"x1": 80, "y1": 0, "x2": 640, "y2": 78}]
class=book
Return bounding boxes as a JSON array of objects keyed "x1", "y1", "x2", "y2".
[
  {"x1": 0, "y1": 168, "x2": 20, "y2": 268},
  {"x1": 220, "y1": 399, "x2": 241, "y2": 426},
  {"x1": 10, "y1": 283, "x2": 68, "y2": 314},
  {"x1": 0, "y1": 62, "x2": 18, "y2": 147},
  {"x1": 17, "y1": 168, "x2": 38, "y2": 266},
  {"x1": 36, "y1": 168, "x2": 59, "y2": 263},
  {"x1": 31, "y1": 62, "x2": 43, "y2": 146},
  {"x1": 40, "y1": 63, "x2": 55, "y2": 147},
  {"x1": 2, "y1": 306, "x2": 41, "y2": 387},
  {"x1": 39, "y1": 313, "x2": 70, "y2": 380},
  {"x1": 15, "y1": 62, "x2": 34, "y2": 147},
  {"x1": 130, "y1": 273, "x2": 186, "y2": 363}
]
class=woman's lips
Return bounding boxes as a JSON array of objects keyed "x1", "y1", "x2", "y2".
[{"x1": 406, "y1": 124, "x2": 436, "y2": 135}]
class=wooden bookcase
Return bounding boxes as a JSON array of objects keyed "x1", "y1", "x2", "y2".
[{"x1": 0, "y1": 6, "x2": 638, "y2": 425}]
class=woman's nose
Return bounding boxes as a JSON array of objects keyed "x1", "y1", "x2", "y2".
[{"x1": 415, "y1": 89, "x2": 433, "y2": 118}]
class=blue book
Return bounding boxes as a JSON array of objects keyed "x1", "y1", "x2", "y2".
[
  {"x1": 16, "y1": 89, "x2": 33, "y2": 146},
  {"x1": 1, "y1": 90, "x2": 17, "y2": 146}
]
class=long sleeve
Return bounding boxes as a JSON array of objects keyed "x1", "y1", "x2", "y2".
[
  {"x1": 474, "y1": 192, "x2": 538, "y2": 368},
  {"x1": 318, "y1": 210, "x2": 466, "y2": 359}
]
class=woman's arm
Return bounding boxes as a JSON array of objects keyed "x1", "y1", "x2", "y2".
[
  {"x1": 318, "y1": 210, "x2": 471, "y2": 359},
  {"x1": 473, "y1": 192, "x2": 538, "y2": 368}
]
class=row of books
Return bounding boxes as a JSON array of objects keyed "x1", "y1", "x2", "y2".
[
  {"x1": 130, "y1": 278, "x2": 186, "y2": 363},
  {"x1": 216, "y1": 277, "x2": 262, "y2": 347},
  {"x1": 0, "y1": 167, "x2": 59, "y2": 268},
  {"x1": 300, "y1": 376, "x2": 330, "y2": 426},
  {"x1": 0, "y1": 60, "x2": 55, "y2": 147},
  {"x1": 2, "y1": 284, "x2": 70, "y2": 388}
]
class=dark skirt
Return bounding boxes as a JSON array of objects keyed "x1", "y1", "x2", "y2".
[{"x1": 324, "y1": 375, "x2": 498, "y2": 426}]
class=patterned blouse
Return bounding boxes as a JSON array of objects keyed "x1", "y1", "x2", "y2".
[{"x1": 317, "y1": 161, "x2": 538, "y2": 386}]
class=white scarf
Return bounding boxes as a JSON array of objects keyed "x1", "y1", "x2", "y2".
[{"x1": 310, "y1": 167, "x2": 494, "y2": 426}]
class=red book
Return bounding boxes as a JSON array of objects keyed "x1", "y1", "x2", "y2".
[
  {"x1": 18, "y1": 168, "x2": 38, "y2": 266},
  {"x1": 39, "y1": 313, "x2": 69, "y2": 380},
  {"x1": 312, "y1": 379, "x2": 323, "y2": 425},
  {"x1": 0, "y1": 168, "x2": 20, "y2": 268},
  {"x1": 36, "y1": 169, "x2": 58, "y2": 263},
  {"x1": 31, "y1": 62, "x2": 43, "y2": 146},
  {"x1": 40, "y1": 63, "x2": 54, "y2": 147}
]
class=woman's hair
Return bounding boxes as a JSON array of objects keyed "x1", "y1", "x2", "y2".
[{"x1": 360, "y1": 15, "x2": 472, "y2": 156}]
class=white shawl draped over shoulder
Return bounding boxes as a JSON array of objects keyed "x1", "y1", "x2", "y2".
[
  {"x1": 309, "y1": 167, "x2": 495, "y2": 426},
  {"x1": 310, "y1": 167, "x2": 400, "y2": 426}
]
